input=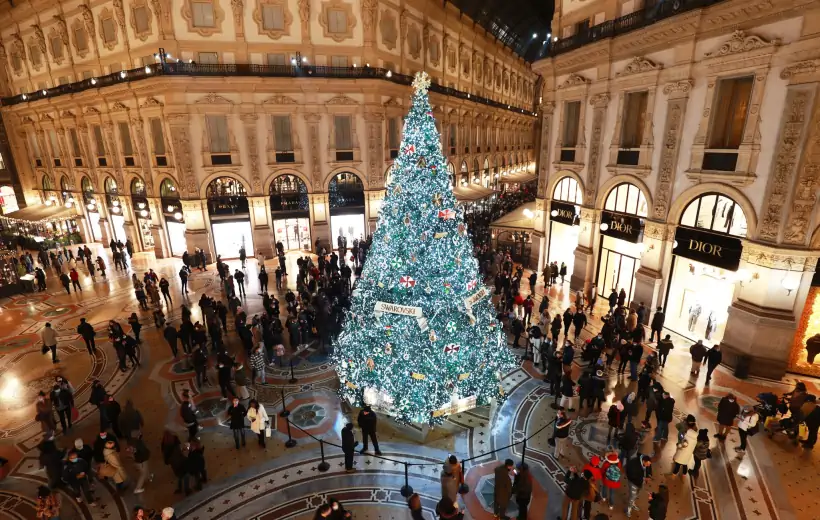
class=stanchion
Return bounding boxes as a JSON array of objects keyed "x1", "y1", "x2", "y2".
[
  {"x1": 458, "y1": 457, "x2": 470, "y2": 494},
  {"x1": 279, "y1": 387, "x2": 290, "y2": 418},
  {"x1": 288, "y1": 359, "x2": 298, "y2": 384},
  {"x1": 317, "y1": 439, "x2": 330, "y2": 472},
  {"x1": 520, "y1": 438, "x2": 527, "y2": 466},
  {"x1": 400, "y1": 463, "x2": 413, "y2": 497},
  {"x1": 284, "y1": 415, "x2": 297, "y2": 448}
]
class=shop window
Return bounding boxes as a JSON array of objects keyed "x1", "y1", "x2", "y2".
[
  {"x1": 206, "y1": 177, "x2": 249, "y2": 215},
  {"x1": 328, "y1": 172, "x2": 364, "y2": 209},
  {"x1": 267, "y1": 53, "x2": 286, "y2": 66},
  {"x1": 604, "y1": 182, "x2": 647, "y2": 217},
  {"x1": 679, "y1": 193, "x2": 747, "y2": 237},
  {"x1": 192, "y1": 1, "x2": 215, "y2": 27},
  {"x1": 262, "y1": 4, "x2": 285, "y2": 30},
  {"x1": 197, "y1": 52, "x2": 219, "y2": 64},
  {"x1": 269, "y1": 174, "x2": 308, "y2": 212},
  {"x1": 553, "y1": 176, "x2": 583, "y2": 204}
]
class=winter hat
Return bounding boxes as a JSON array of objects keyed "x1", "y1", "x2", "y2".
[
  {"x1": 686, "y1": 414, "x2": 697, "y2": 425},
  {"x1": 161, "y1": 508, "x2": 175, "y2": 519},
  {"x1": 590, "y1": 455, "x2": 601, "y2": 466},
  {"x1": 605, "y1": 452, "x2": 619, "y2": 464}
]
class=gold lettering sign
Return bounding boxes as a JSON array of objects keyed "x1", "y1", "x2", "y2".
[
  {"x1": 610, "y1": 220, "x2": 633, "y2": 234},
  {"x1": 688, "y1": 239, "x2": 723, "y2": 257},
  {"x1": 556, "y1": 209, "x2": 574, "y2": 219}
]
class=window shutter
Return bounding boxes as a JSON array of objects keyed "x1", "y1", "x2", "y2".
[
  {"x1": 193, "y1": 2, "x2": 215, "y2": 27},
  {"x1": 335, "y1": 116, "x2": 351, "y2": 149},
  {"x1": 74, "y1": 27, "x2": 88, "y2": 51},
  {"x1": 118, "y1": 122, "x2": 134, "y2": 156},
  {"x1": 262, "y1": 5, "x2": 284, "y2": 30},
  {"x1": 134, "y1": 6, "x2": 150, "y2": 33},
  {"x1": 102, "y1": 18, "x2": 116, "y2": 43},
  {"x1": 208, "y1": 116, "x2": 230, "y2": 153},
  {"x1": 93, "y1": 126, "x2": 106, "y2": 155},
  {"x1": 69, "y1": 129, "x2": 82, "y2": 157},
  {"x1": 150, "y1": 118, "x2": 166, "y2": 155},
  {"x1": 273, "y1": 116, "x2": 292, "y2": 151}
]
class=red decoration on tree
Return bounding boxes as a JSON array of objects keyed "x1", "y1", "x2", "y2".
[
  {"x1": 437, "y1": 209, "x2": 456, "y2": 220},
  {"x1": 404, "y1": 144, "x2": 416, "y2": 154},
  {"x1": 466, "y1": 279, "x2": 477, "y2": 291},
  {"x1": 399, "y1": 276, "x2": 417, "y2": 288},
  {"x1": 444, "y1": 343, "x2": 461, "y2": 354}
]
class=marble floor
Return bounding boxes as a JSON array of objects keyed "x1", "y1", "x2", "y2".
[{"x1": 0, "y1": 244, "x2": 818, "y2": 520}]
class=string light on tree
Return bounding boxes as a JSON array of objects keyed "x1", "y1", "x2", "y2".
[{"x1": 332, "y1": 71, "x2": 516, "y2": 425}]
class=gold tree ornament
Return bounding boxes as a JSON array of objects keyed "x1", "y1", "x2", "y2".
[{"x1": 412, "y1": 71, "x2": 431, "y2": 95}]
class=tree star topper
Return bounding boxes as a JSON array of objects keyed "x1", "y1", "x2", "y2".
[{"x1": 412, "y1": 71, "x2": 431, "y2": 95}]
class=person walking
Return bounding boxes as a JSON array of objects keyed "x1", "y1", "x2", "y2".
[
  {"x1": 50, "y1": 383, "x2": 74, "y2": 434},
  {"x1": 63, "y1": 449, "x2": 96, "y2": 506},
  {"x1": 653, "y1": 391, "x2": 675, "y2": 443},
  {"x1": 341, "y1": 422, "x2": 358, "y2": 472},
  {"x1": 70, "y1": 268, "x2": 83, "y2": 292},
  {"x1": 41, "y1": 323, "x2": 59, "y2": 364},
  {"x1": 159, "y1": 277, "x2": 173, "y2": 305},
  {"x1": 657, "y1": 335, "x2": 674, "y2": 367},
  {"x1": 736, "y1": 406, "x2": 759, "y2": 454},
  {"x1": 648, "y1": 485, "x2": 669, "y2": 520},
  {"x1": 553, "y1": 409, "x2": 573, "y2": 459},
  {"x1": 440, "y1": 460, "x2": 459, "y2": 507},
  {"x1": 180, "y1": 390, "x2": 199, "y2": 441},
  {"x1": 35, "y1": 391, "x2": 56, "y2": 437},
  {"x1": 512, "y1": 462, "x2": 533, "y2": 520},
  {"x1": 572, "y1": 309, "x2": 587, "y2": 340},
  {"x1": 119, "y1": 400, "x2": 144, "y2": 444},
  {"x1": 705, "y1": 344, "x2": 723, "y2": 384},
  {"x1": 130, "y1": 429, "x2": 153, "y2": 494},
  {"x1": 163, "y1": 323, "x2": 179, "y2": 358},
  {"x1": 98, "y1": 439, "x2": 128, "y2": 491},
  {"x1": 649, "y1": 307, "x2": 665, "y2": 343},
  {"x1": 258, "y1": 267, "x2": 269, "y2": 294},
  {"x1": 690, "y1": 429, "x2": 711, "y2": 478},
  {"x1": 562, "y1": 308, "x2": 573, "y2": 338},
  {"x1": 357, "y1": 404, "x2": 382, "y2": 455},
  {"x1": 493, "y1": 459, "x2": 514, "y2": 520},
  {"x1": 226, "y1": 397, "x2": 247, "y2": 449},
  {"x1": 188, "y1": 439, "x2": 208, "y2": 490},
  {"x1": 625, "y1": 454, "x2": 652, "y2": 518},
  {"x1": 561, "y1": 465, "x2": 587, "y2": 520},
  {"x1": 77, "y1": 318, "x2": 97, "y2": 355},
  {"x1": 608, "y1": 289, "x2": 618, "y2": 314},
  {"x1": 689, "y1": 340, "x2": 707, "y2": 376},
  {"x1": 715, "y1": 393, "x2": 740, "y2": 440},
  {"x1": 234, "y1": 269, "x2": 246, "y2": 298},
  {"x1": 247, "y1": 399, "x2": 269, "y2": 449},
  {"x1": 128, "y1": 313, "x2": 142, "y2": 343},
  {"x1": 179, "y1": 266, "x2": 189, "y2": 294}
]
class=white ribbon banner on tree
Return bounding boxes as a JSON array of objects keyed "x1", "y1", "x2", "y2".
[
  {"x1": 374, "y1": 301, "x2": 429, "y2": 331},
  {"x1": 463, "y1": 286, "x2": 490, "y2": 322}
]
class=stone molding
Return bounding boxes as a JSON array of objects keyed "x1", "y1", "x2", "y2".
[{"x1": 703, "y1": 30, "x2": 781, "y2": 58}]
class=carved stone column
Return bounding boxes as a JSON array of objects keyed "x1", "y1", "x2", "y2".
[
  {"x1": 363, "y1": 111, "x2": 385, "y2": 192},
  {"x1": 652, "y1": 80, "x2": 693, "y2": 221},
  {"x1": 536, "y1": 102, "x2": 555, "y2": 200},
  {"x1": 303, "y1": 113, "x2": 323, "y2": 191},
  {"x1": 632, "y1": 220, "x2": 666, "y2": 319},
  {"x1": 130, "y1": 117, "x2": 153, "y2": 180},
  {"x1": 570, "y1": 208, "x2": 599, "y2": 293},
  {"x1": 248, "y1": 196, "x2": 273, "y2": 258},
  {"x1": 308, "y1": 192, "x2": 330, "y2": 253},
  {"x1": 112, "y1": 0, "x2": 130, "y2": 55},
  {"x1": 102, "y1": 121, "x2": 124, "y2": 186},
  {"x1": 165, "y1": 114, "x2": 197, "y2": 198},
  {"x1": 585, "y1": 93, "x2": 609, "y2": 204},
  {"x1": 361, "y1": 0, "x2": 377, "y2": 65},
  {"x1": 230, "y1": 0, "x2": 247, "y2": 61},
  {"x1": 297, "y1": 0, "x2": 310, "y2": 46}
]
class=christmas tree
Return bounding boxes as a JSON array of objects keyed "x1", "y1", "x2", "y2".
[{"x1": 332, "y1": 72, "x2": 517, "y2": 425}]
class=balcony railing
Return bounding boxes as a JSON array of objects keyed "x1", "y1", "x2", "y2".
[
  {"x1": 1, "y1": 62, "x2": 536, "y2": 116},
  {"x1": 548, "y1": 0, "x2": 723, "y2": 57}
]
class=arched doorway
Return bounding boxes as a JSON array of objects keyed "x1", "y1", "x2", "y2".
[
  {"x1": 270, "y1": 174, "x2": 311, "y2": 251},
  {"x1": 82, "y1": 177, "x2": 102, "y2": 242},
  {"x1": 130, "y1": 177, "x2": 154, "y2": 251},
  {"x1": 160, "y1": 178, "x2": 186, "y2": 256},
  {"x1": 472, "y1": 158, "x2": 480, "y2": 185},
  {"x1": 483, "y1": 158, "x2": 490, "y2": 187},
  {"x1": 328, "y1": 172, "x2": 365, "y2": 251},
  {"x1": 663, "y1": 193, "x2": 747, "y2": 346},
  {"x1": 104, "y1": 177, "x2": 127, "y2": 244},
  {"x1": 596, "y1": 182, "x2": 648, "y2": 303},
  {"x1": 206, "y1": 176, "x2": 253, "y2": 259},
  {"x1": 546, "y1": 177, "x2": 583, "y2": 285},
  {"x1": 42, "y1": 175, "x2": 57, "y2": 206},
  {"x1": 447, "y1": 162, "x2": 455, "y2": 188},
  {"x1": 56, "y1": 176, "x2": 79, "y2": 237}
]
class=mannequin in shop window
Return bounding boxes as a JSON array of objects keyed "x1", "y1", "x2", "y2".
[
  {"x1": 688, "y1": 303, "x2": 702, "y2": 332},
  {"x1": 705, "y1": 311, "x2": 716, "y2": 340}
]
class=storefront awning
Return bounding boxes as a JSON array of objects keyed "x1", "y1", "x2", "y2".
[
  {"x1": 500, "y1": 170, "x2": 537, "y2": 184},
  {"x1": 490, "y1": 201, "x2": 537, "y2": 231},
  {"x1": 454, "y1": 184, "x2": 495, "y2": 202},
  {"x1": 2, "y1": 204, "x2": 77, "y2": 223}
]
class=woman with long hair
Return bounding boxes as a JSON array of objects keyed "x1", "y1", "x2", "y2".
[{"x1": 247, "y1": 399, "x2": 269, "y2": 448}]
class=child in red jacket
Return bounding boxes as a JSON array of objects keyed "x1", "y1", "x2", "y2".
[{"x1": 600, "y1": 451, "x2": 622, "y2": 510}]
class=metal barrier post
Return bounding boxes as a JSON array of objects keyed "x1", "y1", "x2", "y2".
[
  {"x1": 317, "y1": 439, "x2": 330, "y2": 472},
  {"x1": 400, "y1": 463, "x2": 413, "y2": 497},
  {"x1": 521, "y1": 438, "x2": 527, "y2": 466},
  {"x1": 284, "y1": 415, "x2": 297, "y2": 448},
  {"x1": 289, "y1": 359, "x2": 298, "y2": 384},
  {"x1": 279, "y1": 387, "x2": 290, "y2": 417},
  {"x1": 458, "y1": 457, "x2": 470, "y2": 494}
]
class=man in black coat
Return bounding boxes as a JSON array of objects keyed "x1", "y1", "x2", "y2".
[
  {"x1": 653, "y1": 391, "x2": 675, "y2": 442},
  {"x1": 705, "y1": 344, "x2": 723, "y2": 384},
  {"x1": 357, "y1": 405, "x2": 382, "y2": 455},
  {"x1": 341, "y1": 422, "x2": 357, "y2": 472},
  {"x1": 650, "y1": 307, "x2": 665, "y2": 343},
  {"x1": 572, "y1": 310, "x2": 587, "y2": 340},
  {"x1": 234, "y1": 269, "x2": 246, "y2": 298},
  {"x1": 164, "y1": 323, "x2": 179, "y2": 358},
  {"x1": 626, "y1": 454, "x2": 653, "y2": 517},
  {"x1": 77, "y1": 318, "x2": 97, "y2": 355},
  {"x1": 510, "y1": 317, "x2": 524, "y2": 348}
]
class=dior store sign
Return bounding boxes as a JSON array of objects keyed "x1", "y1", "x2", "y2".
[
  {"x1": 600, "y1": 210, "x2": 644, "y2": 243},
  {"x1": 673, "y1": 226, "x2": 743, "y2": 272},
  {"x1": 549, "y1": 201, "x2": 580, "y2": 226}
]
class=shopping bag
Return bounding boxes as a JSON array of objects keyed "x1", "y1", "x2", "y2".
[
  {"x1": 799, "y1": 423, "x2": 808, "y2": 441},
  {"x1": 764, "y1": 416, "x2": 777, "y2": 430},
  {"x1": 265, "y1": 426, "x2": 272, "y2": 438},
  {"x1": 71, "y1": 407, "x2": 79, "y2": 422}
]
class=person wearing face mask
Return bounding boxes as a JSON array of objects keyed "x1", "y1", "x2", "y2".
[
  {"x1": 226, "y1": 397, "x2": 247, "y2": 449},
  {"x1": 35, "y1": 391, "x2": 56, "y2": 438},
  {"x1": 93, "y1": 431, "x2": 120, "y2": 466},
  {"x1": 715, "y1": 393, "x2": 740, "y2": 440},
  {"x1": 97, "y1": 439, "x2": 128, "y2": 491},
  {"x1": 63, "y1": 450, "x2": 96, "y2": 506},
  {"x1": 50, "y1": 383, "x2": 74, "y2": 434}
]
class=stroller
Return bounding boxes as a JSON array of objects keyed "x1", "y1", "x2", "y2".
[{"x1": 758, "y1": 392, "x2": 801, "y2": 444}]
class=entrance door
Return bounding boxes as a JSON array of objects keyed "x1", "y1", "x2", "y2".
[
  {"x1": 166, "y1": 221, "x2": 187, "y2": 256},
  {"x1": 88, "y1": 212, "x2": 102, "y2": 241},
  {"x1": 211, "y1": 220, "x2": 254, "y2": 259},
  {"x1": 330, "y1": 214, "x2": 365, "y2": 251},
  {"x1": 111, "y1": 214, "x2": 126, "y2": 243},
  {"x1": 273, "y1": 217, "x2": 311, "y2": 251},
  {"x1": 547, "y1": 221, "x2": 580, "y2": 277},
  {"x1": 596, "y1": 235, "x2": 641, "y2": 303}
]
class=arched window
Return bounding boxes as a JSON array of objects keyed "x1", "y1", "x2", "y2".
[
  {"x1": 206, "y1": 177, "x2": 249, "y2": 215},
  {"x1": 447, "y1": 162, "x2": 455, "y2": 187},
  {"x1": 60, "y1": 176, "x2": 72, "y2": 193},
  {"x1": 460, "y1": 161, "x2": 468, "y2": 174},
  {"x1": 269, "y1": 174, "x2": 309, "y2": 212},
  {"x1": 104, "y1": 177, "x2": 118, "y2": 194},
  {"x1": 130, "y1": 177, "x2": 146, "y2": 196},
  {"x1": 553, "y1": 177, "x2": 583, "y2": 205},
  {"x1": 42, "y1": 175, "x2": 54, "y2": 191},
  {"x1": 680, "y1": 193, "x2": 747, "y2": 237},
  {"x1": 160, "y1": 179, "x2": 179, "y2": 199},
  {"x1": 328, "y1": 172, "x2": 364, "y2": 209},
  {"x1": 604, "y1": 182, "x2": 648, "y2": 217}
]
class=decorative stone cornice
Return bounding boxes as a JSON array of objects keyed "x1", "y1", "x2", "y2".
[
  {"x1": 111, "y1": 101, "x2": 129, "y2": 112},
  {"x1": 540, "y1": 101, "x2": 555, "y2": 115},
  {"x1": 195, "y1": 93, "x2": 235, "y2": 105},
  {"x1": 262, "y1": 95, "x2": 298, "y2": 105},
  {"x1": 589, "y1": 93, "x2": 610, "y2": 108},
  {"x1": 780, "y1": 60, "x2": 819, "y2": 80},
  {"x1": 140, "y1": 97, "x2": 163, "y2": 108},
  {"x1": 326, "y1": 94, "x2": 358, "y2": 105},
  {"x1": 740, "y1": 241, "x2": 818, "y2": 271},
  {"x1": 557, "y1": 73, "x2": 590, "y2": 89},
  {"x1": 662, "y1": 80, "x2": 694, "y2": 96},
  {"x1": 616, "y1": 57, "x2": 661, "y2": 77},
  {"x1": 643, "y1": 220, "x2": 668, "y2": 241},
  {"x1": 704, "y1": 30, "x2": 780, "y2": 58}
]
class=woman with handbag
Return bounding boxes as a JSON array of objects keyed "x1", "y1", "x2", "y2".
[
  {"x1": 736, "y1": 407, "x2": 760, "y2": 454},
  {"x1": 97, "y1": 439, "x2": 128, "y2": 491},
  {"x1": 690, "y1": 429, "x2": 711, "y2": 479},
  {"x1": 247, "y1": 399, "x2": 269, "y2": 449}
]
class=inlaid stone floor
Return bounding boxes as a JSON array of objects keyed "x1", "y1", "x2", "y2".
[{"x1": 0, "y1": 244, "x2": 817, "y2": 519}]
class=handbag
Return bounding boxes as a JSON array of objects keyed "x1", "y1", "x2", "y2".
[
  {"x1": 71, "y1": 407, "x2": 79, "y2": 422},
  {"x1": 747, "y1": 423, "x2": 760, "y2": 437},
  {"x1": 265, "y1": 426, "x2": 272, "y2": 438}
]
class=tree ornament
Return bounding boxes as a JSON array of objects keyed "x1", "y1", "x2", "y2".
[
  {"x1": 345, "y1": 381, "x2": 358, "y2": 389},
  {"x1": 443, "y1": 282, "x2": 452, "y2": 294},
  {"x1": 416, "y1": 156, "x2": 427, "y2": 168},
  {"x1": 403, "y1": 144, "x2": 416, "y2": 155},
  {"x1": 424, "y1": 283, "x2": 432, "y2": 294},
  {"x1": 455, "y1": 254, "x2": 462, "y2": 266},
  {"x1": 385, "y1": 343, "x2": 393, "y2": 355},
  {"x1": 445, "y1": 321, "x2": 457, "y2": 333},
  {"x1": 437, "y1": 209, "x2": 456, "y2": 220},
  {"x1": 410, "y1": 253, "x2": 417, "y2": 263},
  {"x1": 458, "y1": 372, "x2": 470, "y2": 381},
  {"x1": 366, "y1": 358, "x2": 375, "y2": 370},
  {"x1": 443, "y1": 343, "x2": 460, "y2": 354},
  {"x1": 411, "y1": 372, "x2": 426, "y2": 380},
  {"x1": 384, "y1": 325, "x2": 392, "y2": 336},
  {"x1": 429, "y1": 329, "x2": 438, "y2": 342},
  {"x1": 411, "y1": 71, "x2": 431, "y2": 94},
  {"x1": 434, "y1": 232, "x2": 448, "y2": 239},
  {"x1": 393, "y1": 184, "x2": 402, "y2": 195},
  {"x1": 404, "y1": 214, "x2": 411, "y2": 226},
  {"x1": 466, "y1": 279, "x2": 477, "y2": 291},
  {"x1": 399, "y1": 275, "x2": 416, "y2": 289},
  {"x1": 421, "y1": 231, "x2": 429, "y2": 241},
  {"x1": 458, "y1": 223, "x2": 467, "y2": 236},
  {"x1": 432, "y1": 193, "x2": 442, "y2": 206},
  {"x1": 390, "y1": 258, "x2": 403, "y2": 269}
]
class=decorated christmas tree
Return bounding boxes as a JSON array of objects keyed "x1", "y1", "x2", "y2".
[{"x1": 332, "y1": 72, "x2": 517, "y2": 425}]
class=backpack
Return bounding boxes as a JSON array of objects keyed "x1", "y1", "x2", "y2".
[{"x1": 605, "y1": 463, "x2": 621, "y2": 482}]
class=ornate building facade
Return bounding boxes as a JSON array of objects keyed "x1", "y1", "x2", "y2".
[
  {"x1": 0, "y1": 0, "x2": 537, "y2": 259},
  {"x1": 531, "y1": 0, "x2": 820, "y2": 378}
]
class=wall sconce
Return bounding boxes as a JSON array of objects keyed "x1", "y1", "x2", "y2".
[
  {"x1": 174, "y1": 211, "x2": 183, "y2": 221},
  {"x1": 137, "y1": 202, "x2": 146, "y2": 209},
  {"x1": 140, "y1": 209, "x2": 149, "y2": 218},
  {"x1": 550, "y1": 209, "x2": 558, "y2": 217},
  {"x1": 599, "y1": 223, "x2": 609, "y2": 231},
  {"x1": 781, "y1": 259, "x2": 801, "y2": 295},
  {"x1": 167, "y1": 205, "x2": 175, "y2": 212},
  {"x1": 112, "y1": 200, "x2": 120, "y2": 207},
  {"x1": 87, "y1": 202, "x2": 95, "y2": 210},
  {"x1": 111, "y1": 206, "x2": 121, "y2": 214},
  {"x1": 523, "y1": 208, "x2": 534, "y2": 219},
  {"x1": 734, "y1": 268, "x2": 758, "y2": 287}
]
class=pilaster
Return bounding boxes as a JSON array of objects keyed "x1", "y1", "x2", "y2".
[{"x1": 652, "y1": 80, "x2": 693, "y2": 221}]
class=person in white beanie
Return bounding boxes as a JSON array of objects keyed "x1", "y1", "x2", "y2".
[{"x1": 161, "y1": 507, "x2": 176, "y2": 519}]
